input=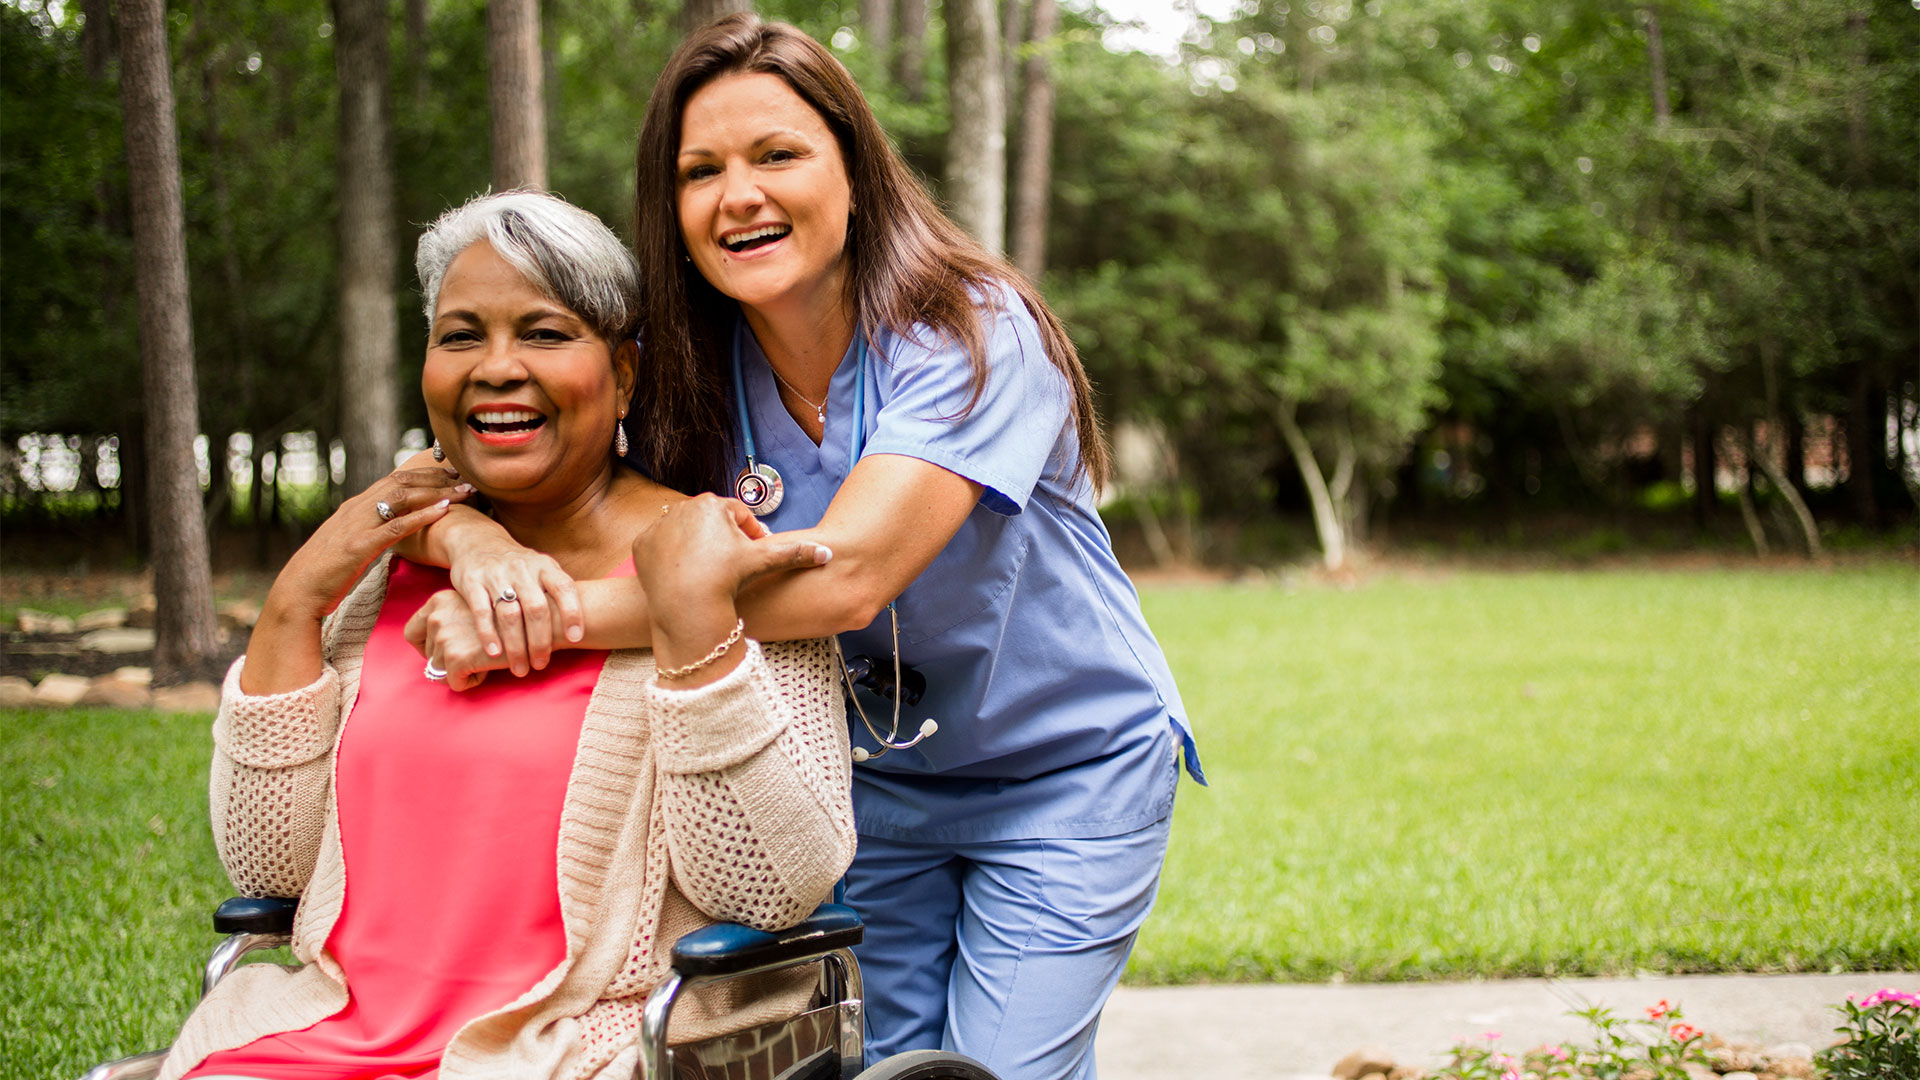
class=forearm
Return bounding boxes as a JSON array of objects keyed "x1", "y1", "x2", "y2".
[
  {"x1": 394, "y1": 501, "x2": 507, "y2": 569},
  {"x1": 240, "y1": 590, "x2": 328, "y2": 694}
]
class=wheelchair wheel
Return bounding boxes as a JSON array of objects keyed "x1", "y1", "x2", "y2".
[{"x1": 852, "y1": 1049, "x2": 999, "y2": 1080}]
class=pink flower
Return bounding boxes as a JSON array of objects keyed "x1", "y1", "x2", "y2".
[
  {"x1": 1501, "y1": 1070, "x2": 1519, "y2": 1080},
  {"x1": 1859, "y1": 988, "x2": 1920, "y2": 1010},
  {"x1": 1646, "y1": 999, "x2": 1672, "y2": 1020},
  {"x1": 1484, "y1": 1031, "x2": 1503, "y2": 1041},
  {"x1": 1669, "y1": 1022, "x2": 1702, "y2": 1042},
  {"x1": 1550, "y1": 1047, "x2": 1571, "y2": 1061}
]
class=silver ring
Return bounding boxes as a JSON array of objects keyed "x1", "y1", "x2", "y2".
[
  {"x1": 375, "y1": 500, "x2": 395, "y2": 522},
  {"x1": 496, "y1": 588, "x2": 518, "y2": 605},
  {"x1": 423, "y1": 659, "x2": 448, "y2": 681}
]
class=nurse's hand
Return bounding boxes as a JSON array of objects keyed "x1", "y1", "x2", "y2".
[
  {"x1": 403, "y1": 589, "x2": 511, "y2": 692},
  {"x1": 435, "y1": 512, "x2": 586, "y2": 675}
]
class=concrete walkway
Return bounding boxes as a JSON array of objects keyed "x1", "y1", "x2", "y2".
[{"x1": 1094, "y1": 972, "x2": 1918, "y2": 1079}]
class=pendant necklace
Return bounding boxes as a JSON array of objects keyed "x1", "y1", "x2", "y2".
[{"x1": 768, "y1": 365, "x2": 828, "y2": 425}]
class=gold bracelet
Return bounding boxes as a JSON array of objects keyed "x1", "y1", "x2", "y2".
[{"x1": 656, "y1": 618, "x2": 745, "y2": 681}]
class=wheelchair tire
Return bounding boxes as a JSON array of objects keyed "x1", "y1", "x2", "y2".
[{"x1": 852, "y1": 1049, "x2": 998, "y2": 1080}]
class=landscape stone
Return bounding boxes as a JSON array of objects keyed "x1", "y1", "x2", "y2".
[
  {"x1": 1333, "y1": 1048, "x2": 1398, "y2": 1080},
  {"x1": 79, "y1": 627, "x2": 157, "y2": 654},
  {"x1": 126, "y1": 594, "x2": 157, "y2": 629},
  {"x1": 80, "y1": 675, "x2": 153, "y2": 709},
  {"x1": 0, "y1": 676, "x2": 35, "y2": 707},
  {"x1": 1764, "y1": 1043, "x2": 1814, "y2": 1063},
  {"x1": 75, "y1": 607, "x2": 129, "y2": 632},
  {"x1": 152, "y1": 681, "x2": 221, "y2": 714},
  {"x1": 16, "y1": 608, "x2": 77, "y2": 634},
  {"x1": 113, "y1": 666, "x2": 153, "y2": 686},
  {"x1": 1681, "y1": 1064, "x2": 1717, "y2": 1080},
  {"x1": 1723, "y1": 1072, "x2": 1760, "y2": 1080},
  {"x1": 31, "y1": 673, "x2": 92, "y2": 706},
  {"x1": 1769, "y1": 1058, "x2": 1815, "y2": 1080}
]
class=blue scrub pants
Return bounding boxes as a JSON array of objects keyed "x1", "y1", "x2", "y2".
[{"x1": 845, "y1": 815, "x2": 1173, "y2": 1080}]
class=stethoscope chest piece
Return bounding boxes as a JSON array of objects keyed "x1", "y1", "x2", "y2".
[{"x1": 734, "y1": 461, "x2": 784, "y2": 517}]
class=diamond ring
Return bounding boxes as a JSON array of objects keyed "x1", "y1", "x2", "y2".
[
  {"x1": 423, "y1": 659, "x2": 449, "y2": 681},
  {"x1": 376, "y1": 500, "x2": 395, "y2": 522}
]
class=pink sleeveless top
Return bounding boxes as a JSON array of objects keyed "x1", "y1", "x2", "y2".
[{"x1": 189, "y1": 559, "x2": 614, "y2": 1080}]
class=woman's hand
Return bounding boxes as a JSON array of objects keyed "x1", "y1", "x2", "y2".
[
  {"x1": 635, "y1": 495, "x2": 832, "y2": 685},
  {"x1": 441, "y1": 530, "x2": 585, "y2": 676},
  {"x1": 402, "y1": 589, "x2": 506, "y2": 692},
  {"x1": 244, "y1": 466, "x2": 473, "y2": 694}
]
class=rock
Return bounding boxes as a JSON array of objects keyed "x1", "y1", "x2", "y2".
[
  {"x1": 79, "y1": 627, "x2": 157, "y2": 654},
  {"x1": 1723, "y1": 1073, "x2": 1760, "y2": 1080},
  {"x1": 80, "y1": 675, "x2": 152, "y2": 709},
  {"x1": 1682, "y1": 1063, "x2": 1717, "y2": 1080},
  {"x1": 1768, "y1": 1060, "x2": 1815, "y2": 1080},
  {"x1": 1360, "y1": 1073, "x2": 1387, "y2": 1080},
  {"x1": 1387, "y1": 1068, "x2": 1426, "y2": 1080},
  {"x1": 1764, "y1": 1043, "x2": 1814, "y2": 1064},
  {"x1": 113, "y1": 666, "x2": 153, "y2": 686},
  {"x1": 0, "y1": 676, "x2": 35, "y2": 708},
  {"x1": 216, "y1": 600, "x2": 261, "y2": 631},
  {"x1": 152, "y1": 681, "x2": 220, "y2": 714},
  {"x1": 126, "y1": 594, "x2": 157, "y2": 629},
  {"x1": 75, "y1": 607, "x2": 129, "y2": 632},
  {"x1": 1333, "y1": 1048, "x2": 1398, "y2": 1080},
  {"x1": 31, "y1": 673, "x2": 92, "y2": 707},
  {"x1": 16, "y1": 608, "x2": 76, "y2": 634}
]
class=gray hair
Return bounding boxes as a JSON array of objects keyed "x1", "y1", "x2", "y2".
[{"x1": 415, "y1": 190, "x2": 641, "y2": 343}]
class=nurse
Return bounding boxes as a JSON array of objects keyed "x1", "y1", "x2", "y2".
[{"x1": 407, "y1": 15, "x2": 1203, "y2": 1079}]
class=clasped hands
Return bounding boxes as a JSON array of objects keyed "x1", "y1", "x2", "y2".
[{"x1": 402, "y1": 494, "x2": 830, "y2": 691}]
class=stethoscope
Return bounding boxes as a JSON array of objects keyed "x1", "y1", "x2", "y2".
[{"x1": 730, "y1": 322, "x2": 938, "y2": 763}]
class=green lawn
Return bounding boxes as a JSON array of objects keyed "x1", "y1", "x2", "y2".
[
  {"x1": 1133, "y1": 564, "x2": 1920, "y2": 983},
  {"x1": 4, "y1": 565, "x2": 1917, "y2": 1076}
]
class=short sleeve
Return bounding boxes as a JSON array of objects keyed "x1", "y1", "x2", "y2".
[{"x1": 861, "y1": 288, "x2": 1072, "y2": 515}]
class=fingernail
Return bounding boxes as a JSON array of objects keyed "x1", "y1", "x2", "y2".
[
  {"x1": 567, "y1": 626, "x2": 583, "y2": 642},
  {"x1": 813, "y1": 544, "x2": 833, "y2": 564},
  {"x1": 486, "y1": 643, "x2": 501, "y2": 656},
  {"x1": 456, "y1": 483, "x2": 476, "y2": 494},
  {"x1": 435, "y1": 499, "x2": 451, "y2": 509}
]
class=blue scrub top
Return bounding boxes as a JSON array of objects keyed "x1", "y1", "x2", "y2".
[{"x1": 730, "y1": 289, "x2": 1204, "y2": 844}]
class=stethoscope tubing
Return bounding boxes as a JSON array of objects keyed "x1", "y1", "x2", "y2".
[{"x1": 730, "y1": 321, "x2": 933, "y2": 762}]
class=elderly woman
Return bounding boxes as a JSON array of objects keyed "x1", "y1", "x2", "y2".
[{"x1": 160, "y1": 190, "x2": 855, "y2": 1080}]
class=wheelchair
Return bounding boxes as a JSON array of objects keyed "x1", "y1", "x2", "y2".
[{"x1": 82, "y1": 895, "x2": 997, "y2": 1080}]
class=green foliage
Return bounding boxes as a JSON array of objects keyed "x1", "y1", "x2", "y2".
[{"x1": 1817, "y1": 989, "x2": 1920, "y2": 1080}]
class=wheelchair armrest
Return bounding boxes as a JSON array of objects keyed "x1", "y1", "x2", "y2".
[
  {"x1": 213, "y1": 896, "x2": 300, "y2": 936},
  {"x1": 669, "y1": 903, "x2": 863, "y2": 979}
]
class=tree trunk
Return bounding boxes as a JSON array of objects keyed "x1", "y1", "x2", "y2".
[
  {"x1": 1276, "y1": 399, "x2": 1346, "y2": 571},
  {"x1": 1690, "y1": 404, "x2": 1716, "y2": 527},
  {"x1": 405, "y1": 0, "x2": 429, "y2": 109},
  {"x1": 862, "y1": 0, "x2": 892, "y2": 78},
  {"x1": 894, "y1": 0, "x2": 927, "y2": 100},
  {"x1": 1743, "y1": 427, "x2": 1822, "y2": 557},
  {"x1": 489, "y1": 0, "x2": 547, "y2": 190},
  {"x1": 1008, "y1": 0, "x2": 1055, "y2": 279},
  {"x1": 1001, "y1": 0, "x2": 1023, "y2": 121},
  {"x1": 1844, "y1": 366, "x2": 1881, "y2": 525},
  {"x1": 116, "y1": 0, "x2": 222, "y2": 683},
  {"x1": 333, "y1": 0, "x2": 402, "y2": 498},
  {"x1": 82, "y1": 0, "x2": 114, "y2": 81},
  {"x1": 683, "y1": 0, "x2": 749, "y2": 35},
  {"x1": 944, "y1": 0, "x2": 1005, "y2": 253},
  {"x1": 1643, "y1": 5, "x2": 1671, "y2": 126}
]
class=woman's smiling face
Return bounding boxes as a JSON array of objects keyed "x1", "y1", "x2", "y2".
[
  {"x1": 422, "y1": 240, "x2": 636, "y2": 503},
  {"x1": 676, "y1": 72, "x2": 853, "y2": 323}
]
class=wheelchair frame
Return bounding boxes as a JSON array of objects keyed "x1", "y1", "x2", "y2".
[{"x1": 81, "y1": 897, "x2": 996, "y2": 1080}]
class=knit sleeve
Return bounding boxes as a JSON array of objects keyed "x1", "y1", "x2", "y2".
[
  {"x1": 207, "y1": 656, "x2": 343, "y2": 898},
  {"x1": 647, "y1": 638, "x2": 855, "y2": 931}
]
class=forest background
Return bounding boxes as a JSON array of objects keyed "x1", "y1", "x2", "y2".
[{"x1": 1, "y1": 0, "x2": 1917, "y2": 683}]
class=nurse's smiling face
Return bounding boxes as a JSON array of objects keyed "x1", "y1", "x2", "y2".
[{"x1": 675, "y1": 72, "x2": 854, "y2": 326}]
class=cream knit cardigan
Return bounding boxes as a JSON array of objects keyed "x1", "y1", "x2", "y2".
[{"x1": 159, "y1": 556, "x2": 857, "y2": 1080}]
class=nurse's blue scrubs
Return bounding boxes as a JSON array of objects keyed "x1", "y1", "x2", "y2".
[{"x1": 722, "y1": 290, "x2": 1204, "y2": 1080}]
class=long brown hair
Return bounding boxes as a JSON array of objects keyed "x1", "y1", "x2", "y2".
[{"x1": 630, "y1": 13, "x2": 1109, "y2": 496}]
